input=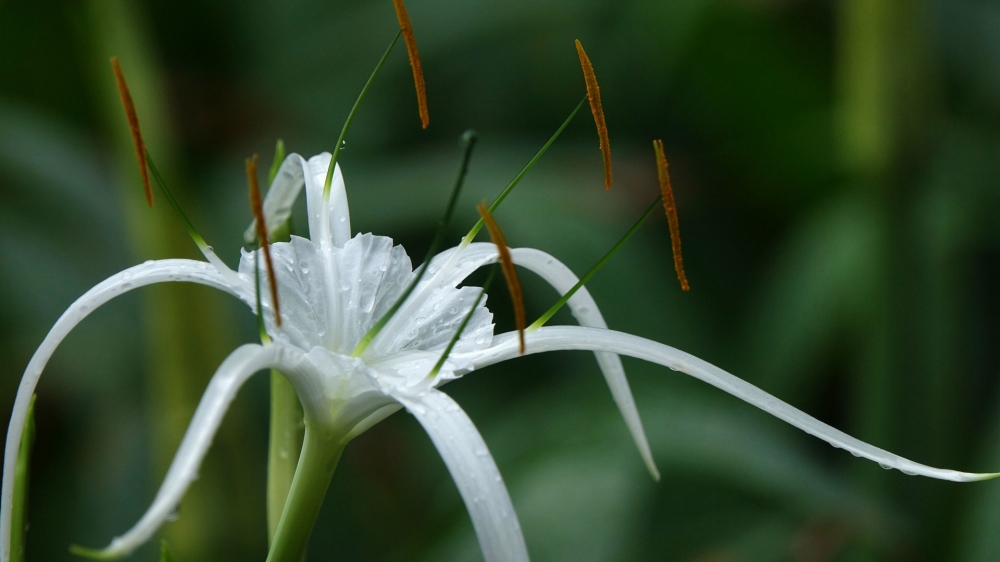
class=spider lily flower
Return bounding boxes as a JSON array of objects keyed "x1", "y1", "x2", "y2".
[
  {"x1": 3, "y1": 156, "x2": 998, "y2": 562},
  {"x1": 0, "y1": 151, "x2": 657, "y2": 562}
]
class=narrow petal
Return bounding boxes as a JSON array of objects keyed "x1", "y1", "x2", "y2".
[
  {"x1": 508, "y1": 249, "x2": 659, "y2": 481},
  {"x1": 0, "y1": 260, "x2": 251, "y2": 561},
  {"x1": 390, "y1": 242, "x2": 658, "y2": 479},
  {"x1": 245, "y1": 152, "x2": 351, "y2": 249},
  {"x1": 390, "y1": 389, "x2": 529, "y2": 562},
  {"x1": 468, "y1": 326, "x2": 1000, "y2": 483},
  {"x1": 73, "y1": 344, "x2": 302, "y2": 558}
]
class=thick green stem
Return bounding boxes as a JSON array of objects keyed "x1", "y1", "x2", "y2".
[
  {"x1": 266, "y1": 424, "x2": 344, "y2": 562},
  {"x1": 266, "y1": 372, "x2": 304, "y2": 545}
]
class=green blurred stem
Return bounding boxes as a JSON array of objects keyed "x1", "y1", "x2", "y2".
[
  {"x1": 11, "y1": 395, "x2": 35, "y2": 562},
  {"x1": 264, "y1": 216, "x2": 303, "y2": 546},
  {"x1": 267, "y1": 373, "x2": 304, "y2": 545},
  {"x1": 266, "y1": 425, "x2": 344, "y2": 562}
]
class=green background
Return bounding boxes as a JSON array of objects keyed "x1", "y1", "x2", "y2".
[{"x1": 3, "y1": 0, "x2": 1000, "y2": 560}]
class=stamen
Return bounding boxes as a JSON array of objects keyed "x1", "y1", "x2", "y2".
[
  {"x1": 575, "y1": 40, "x2": 612, "y2": 190},
  {"x1": 268, "y1": 139, "x2": 286, "y2": 185},
  {"x1": 110, "y1": 57, "x2": 152, "y2": 207},
  {"x1": 529, "y1": 195, "x2": 662, "y2": 331},
  {"x1": 428, "y1": 265, "x2": 499, "y2": 378},
  {"x1": 324, "y1": 31, "x2": 403, "y2": 200},
  {"x1": 477, "y1": 204, "x2": 525, "y2": 354},
  {"x1": 352, "y1": 130, "x2": 478, "y2": 357},
  {"x1": 463, "y1": 96, "x2": 587, "y2": 244},
  {"x1": 247, "y1": 154, "x2": 282, "y2": 326},
  {"x1": 653, "y1": 139, "x2": 689, "y2": 291},
  {"x1": 392, "y1": 0, "x2": 429, "y2": 129}
]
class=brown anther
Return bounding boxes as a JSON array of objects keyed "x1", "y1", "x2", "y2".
[
  {"x1": 393, "y1": 0, "x2": 429, "y2": 129},
  {"x1": 575, "y1": 39, "x2": 612, "y2": 190},
  {"x1": 477, "y1": 204, "x2": 526, "y2": 354},
  {"x1": 247, "y1": 154, "x2": 283, "y2": 326},
  {"x1": 110, "y1": 57, "x2": 152, "y2": 207},
  {"x1": 653, "y1": 139, "x2": 690, "y2": 291}
]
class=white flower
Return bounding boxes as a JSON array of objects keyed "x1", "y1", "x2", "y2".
[{"x1": 2, "y1": 152, "x2": 995, "y2": 562}]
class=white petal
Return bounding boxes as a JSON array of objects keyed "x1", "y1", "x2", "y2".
[
  {"x1": 245, "y1": 152, "x2": 351, "y2": 249},
  {"x1": 78, "y1": 344, "x2": 305, "y2": 558},
  {"x1": 379, "y1": 243, "x2": 658, "y2": 479},
  {"x1": 366, "y1": 243, "x2": 497, "y2": 356},
  {"x1": 303, "y1": 153, "x2": 351, "y2": 249},
  {"x1": 240, "y1": 237, "x2": 330, "y2": 350},
  {"x1": 390, "y1": 389, "x2": 529, "y2": 562},
  {"x1": 467, "y1": 326, "x2": 1000, "y2": 483},
  {"x1": 240, "y1": 233, "x2": 492, "y2": 356},
  {"x1": 509, "y1": 248, "x2": 658, "y2": 481},
  {"x1": 0, "y1": 260, "x2": 248, "y2": 562}
]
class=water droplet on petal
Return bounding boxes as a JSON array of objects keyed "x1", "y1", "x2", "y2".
[{"x1": 448, "y1": 307, "x2": 457, "y2": 314}]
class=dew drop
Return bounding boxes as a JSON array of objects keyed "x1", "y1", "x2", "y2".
[
  {"x1": 300, "y1": 261, "x2": 310, "y2": 274},
  {"x1": 144, "y1": 260, "x2": 154, "y2": 266},
  {"x1": 339, "y1": 215, "x2": 346, "y2": 223},
  {"x1": 340, "y1": 140, "x2": 347, "y2": 149},
  {"x1": 448, "y1": 307, "x2": 457, "y2": 314}
]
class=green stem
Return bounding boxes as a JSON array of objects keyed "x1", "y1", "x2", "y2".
[
  {"x1": 324, "y1": 31, "x2": 402, "y2": 199},
  {"x1": 267, "y1": 373, "x2": 304, "y2": 545},
  {"x1": 266, "y1": 425, "x2": 344, "y2": 562},
  {"x1": 463, "y1": 96, "x2": 587, "y2": 245},
  {"x1": 10, "y1": 395, "x2": 35, "y2": 562}
]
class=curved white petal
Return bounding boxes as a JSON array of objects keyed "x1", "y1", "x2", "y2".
[
  {"x1": 466, "y1": 326, "x2": 1000, "y2": 483},
  {"x1": 390, "y1": 389, "x2": 529, "y2": 562},
  {"x1": 302, "y1": 153, "x2": 351, "y2": 249},
  {"x1": 245, "y1": 152, "x2": 351, "y2": 249},
  {"x1": 509, "y1": 248, "x2": 658, "y2": 481},
  {"x1": 377, "y1": 243, "x2": 658, "y2": 479},
  {"x1": 0, "y1": 259, "x2": 250, "y2": 562},
  {"x1": 82, "y1": 344, "x2": 301, "y2": 558}
]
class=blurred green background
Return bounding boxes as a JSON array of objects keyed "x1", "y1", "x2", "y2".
[{"x1": 3, "y1": 0, "x2": 1000, "y2": 560}]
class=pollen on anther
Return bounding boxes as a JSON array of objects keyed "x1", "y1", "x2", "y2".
[
  {"x1": 393, "y1": 0, "x2": 429, "y2": 129},
  {"x1": 477, "y1": 204, "x2": 526, "y2": 354},
  {"x1": 575, "y1": 39, "x2": 612, "y2": 190},
  {"x1": 247, "y1": 154, "x2": 283, "y2": 325},
  {"x1": 110, "y1": 57, "x2": 152, "y2": 207},
  {"x1": 653, "y1": 139, "x2": 690, "y2": 292}
]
